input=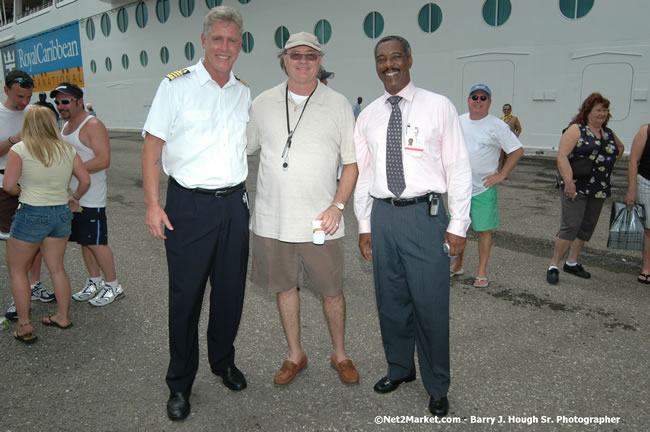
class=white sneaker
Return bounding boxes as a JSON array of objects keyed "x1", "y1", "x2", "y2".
[
  {"x1": 0, "y1": 231, "x2": 9, "y2": 241},
  {"x1": 89, "y1": 283, "x2": 125, "y2": 307},
  {"x1": 31, "y1": 281, "x2": 44, "y2": 301},
  {"x1": 72, "y1": 279, "x2": 101, "y2": 301}
]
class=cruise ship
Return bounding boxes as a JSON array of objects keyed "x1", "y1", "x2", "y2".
[{"x1": 1, "y1": 0, "x2": 648, "y2": 149}]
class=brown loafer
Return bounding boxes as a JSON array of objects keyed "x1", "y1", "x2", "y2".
[
  {"x1": 273, "y1": 354, "x2": 308, "y2": 385},
  {"x1": 331, "y1": 356, "x2": 360, "y2": 385}
]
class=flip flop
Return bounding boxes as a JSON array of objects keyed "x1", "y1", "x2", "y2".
[
  {"x1": 41, "y1": 316, "x2": 73, "y2": 329},
  {"x1": 473, "y1": 277, "x2": 489, "y2": 288},
  {"x1": 450, "y1": 268, "x2": 464, "y2": 277},
  {"x1": 637, "y1": 273, "x2": 650, "y2": 284},
  {"x1": 14, "y1": 330, "x2": 38, "y2": 344}
]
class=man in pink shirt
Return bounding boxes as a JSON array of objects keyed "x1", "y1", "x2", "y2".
[{"x1": 354, "y1": 35, "x2": 472, "y2": 417}]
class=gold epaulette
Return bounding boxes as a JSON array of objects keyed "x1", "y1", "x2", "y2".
[
  {"x1": 166, "y1": 69, "x2": 190, "y2": 81},
  {"x1": 235, "y1": 74, "x2": 248, "y2": 87}
]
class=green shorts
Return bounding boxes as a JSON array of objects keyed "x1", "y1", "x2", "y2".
[{"x1": 470, "y1": 187, "x2": 498, "y2": 232}]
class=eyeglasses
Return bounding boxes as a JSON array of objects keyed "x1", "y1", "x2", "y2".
[
  {"x1": 471, "y1": 95, "x2": 488, "y2": 101},
  {"x1": 7, "y1": 77, "x2": 34, "y2": 88},
  {"x1": 54, "y1": 99, "x2": 77, "y2": 105},
  {"x1": 287, "y1": 52, "x2": 320, "y2": 62}
]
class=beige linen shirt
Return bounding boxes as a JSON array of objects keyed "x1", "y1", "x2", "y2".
[{"x1": 247, "y1": 81, "x2": 356, "y2": 242}]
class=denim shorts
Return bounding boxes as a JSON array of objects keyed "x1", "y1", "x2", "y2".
[{"x1": 10, "y1": 203, "x2": 74, "y2": 243}]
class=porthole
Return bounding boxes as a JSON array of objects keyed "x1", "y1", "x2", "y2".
[
  {"x1": 205, "y1": 0, "x2": 222, "y2": 7},
  {"x1": 482, "y1": 0, "x2": 512, "y2": 27},
  {"x1": 238, "y1": 0, "x2": 250, "y2": 4},
  {"x1": 184, "y1": 42, "x2": 195, "y2": 61},
  {"x1": 86, "y1": 18, "x2": 95, "y2": 40},
  {"x1": 363, "y1": 12, "x2": 384, "y2": 39},
  {"x1": 136, "y1": 2, "x2": 148, "y2": 28},
  {"x1": 242, "y1": 32, "x2": 254, "y2": 53},
  {"x1": 559, "y1": 0, "x2": 594, "y2": 19},
  {"x1": 156, "y1": 0, "x2": 170, "y2": 23},
  {"x1": 314, "y1": 19, "x2": 331, "y2": 45},
  {"x1": 274, "y1": 26, "x2": 289, "y2": 49},
  {"x1": 90, "y1": 60, "x2": 97, "y2": 74},
  {"x1": 418, "y1": 4, "x2": 443, "y2": 33},
  {"x1": 179, "y1": 0, "x2": 194, "y2": 18},
  {"x1": 160, "y1": 46, "x2": 170, "y2": 64},
  {"x1": 121, "y1": 54, "x2": 129, "y2": 70},
  {"x1": 105, "y1": 57, "x2": 112, "y2": 72},
  {"x1": 100, "y1": 13, "x2": 111, "y2": 37},
  {"x1": 140, "y1": 50, "x2": 149, "y2": 67},
  {"x1": 117, "y1": 8, "x2": 128, "y2": 33}
]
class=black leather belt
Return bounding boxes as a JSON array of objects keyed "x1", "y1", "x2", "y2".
[
  {"x1": 169, "y1": 177, "x2": 245, "y2": 197},
  {"x1": 379, "y1": 193, "x2": 435, "y2": 207}
]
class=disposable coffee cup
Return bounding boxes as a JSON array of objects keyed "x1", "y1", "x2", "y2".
[{"x1": 312, "y1": 220, "x2": 325, "y2": 245}]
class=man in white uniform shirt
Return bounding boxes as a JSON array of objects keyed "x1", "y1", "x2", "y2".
[
  {"x1": 355, "y1": 35, "x2": 472, "y2": 417},
  {"x1": 247, "y1": 32, "x2": 359, "y2": 387},
  {"x1": 51, "y1": 82, "x2": 124, "y2": 307},
  {"x1": 142, "y1": 6, "x2": 250, "y2": 421},
  {"x1": 450, "y1": 84, "x2": 524, "y2": 288}
]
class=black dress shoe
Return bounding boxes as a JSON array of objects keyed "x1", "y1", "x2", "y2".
[
  {"x1": 563, "y1": 263, "x2": 591, "y2": 279},
  {"x1": 213, "y1": 366, "x2": 247, "y2": 391},
  {"x1": 167, "y1": 392, "x2": 190, "y2": 421},
  {"x1": 546, "y1": 268, "x2": 559, "y2": 285},
  {"x1": 428, "y1": 396, "x2": 449, "y2": 417},
  {"x1": 373, "y1": 374, "x2": 416, "y2": 393}
]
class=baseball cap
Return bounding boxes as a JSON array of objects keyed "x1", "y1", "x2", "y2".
[
  {"x1": 469, "y1": 84, "x2": 491, "y2": 98},
  {"x1": 50, "y1": 82, "x2": 83, "y2": 99},
  {"x1": 284, "y1": 32, "x2": 322, "y2": 52}
]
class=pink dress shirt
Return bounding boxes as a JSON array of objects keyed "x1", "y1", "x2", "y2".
[{"x1": 354, "y1": 82, "x2": 472, "y2": 237}]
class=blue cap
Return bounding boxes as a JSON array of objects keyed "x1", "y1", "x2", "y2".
[{"x1": 469, "y1": 84, "x2": 491, "y2": 98}]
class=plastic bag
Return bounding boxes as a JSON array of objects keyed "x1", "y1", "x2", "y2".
[{"x1": 606, "y1": 202, "x2": 645, "y2": 251}]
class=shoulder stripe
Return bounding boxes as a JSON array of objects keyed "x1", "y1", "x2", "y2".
[
  {"x1": 235, "y1": 74, "x2": 249, "y2": 87},
  {"x1": 166, "y1": 69, "x2": 191, "y2": 81}
]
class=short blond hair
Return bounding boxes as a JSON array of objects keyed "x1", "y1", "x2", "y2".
[{"x1": 203, "y1": 6, "x2": 243, "y2": 38}]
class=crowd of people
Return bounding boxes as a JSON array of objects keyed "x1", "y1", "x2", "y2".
[{"x1": 2, "y1": 3, "x2": 647, "y2": 423}]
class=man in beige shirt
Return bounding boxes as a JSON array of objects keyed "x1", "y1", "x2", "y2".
[{"x1": 247, "y1": 32, "x2": 359, "y2": 386}]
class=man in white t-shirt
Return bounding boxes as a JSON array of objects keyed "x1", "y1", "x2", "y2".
[{"x1": 450, "y1": 84, "x2": 524, "y2": 287}]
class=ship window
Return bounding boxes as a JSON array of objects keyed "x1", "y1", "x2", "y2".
[
  {"x1": 86, "y1": 18, "x2": 95, "y2": 40},
  {"x1": 274, "y1": 26, "x2": 289, "y2": 49},
  {"x1": 101, "y1": 13, "x2": 111, "y2": 37},
  {"x1": 156, "y1": 0, "x2": 170, "y2": 23},
  {"x1": 90, "y1": 60, "x2": 97, "y2": 74},
  {"x1": 559, "y1": 0, "x2": 594, "y2": 19},
  {"x1": 179, "y1": 0, "x2": 194, "y2": 18},
  {"x1": 482, "y1": 0, "x2": 511, "y2": 27},
  {"x1": 238, "y1": 0, "x2": 251, "y2": 4},
  {"x1": 205, "y1": 0, "x2": 222, "y2": 7},
  {"x1": 184, "y1": 42, "x2": 195, "y2": 61},
  {"x1": 121, "y1": 54, "x2": 129, "y2": 70},
  {"x1": 418, "y1": 3, "x2": 442, "y2": 33},
  {"x1": 136, "y1": 2, "x2": 148, "y2": 28},
  {"x1": 105, "y1": 57, "x2": 112, "y2": 72},
  {"x1": 117, "y1": 7, "x2": 128, "y2": 33},
  {"x1": 314, "y1": 19, "x2": 331, "y2": 45},
  {"x1": 140, "y1": 50, "x2": 149, "y2": 67},
  {"x1": 242, "y1": 31, "x2": 254, "y2": 53},
  {"x1": 160, "y1": 46, "x2": 170, "y2": 64},
  {"x1": 363, "y1": 12, "x2": 384, "y2": 39}
]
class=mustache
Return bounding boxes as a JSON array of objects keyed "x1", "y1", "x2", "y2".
[{"x1": 382, "y1": 68, "x2": 400, "y2": 74}]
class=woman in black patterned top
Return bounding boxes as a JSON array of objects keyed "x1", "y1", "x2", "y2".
[{"x1": 546, "y1": 93, "x2": 625, "y2": 285}]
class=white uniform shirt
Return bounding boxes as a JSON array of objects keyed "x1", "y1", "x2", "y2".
[
  {"x1": 143, "y1": 60, "x2": 251, "y2": 189},
  {"x1": 459, "y1": 113, "x2": 522, "y2": 196}
]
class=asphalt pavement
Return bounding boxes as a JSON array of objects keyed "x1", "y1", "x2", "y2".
[{"x1": 0, "y1": 133, "x2": 647, "y2": 431}]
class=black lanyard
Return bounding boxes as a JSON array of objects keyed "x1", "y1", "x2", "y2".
[{"x1": 282, "y1": 84, "x2": 316, "y2": 170}]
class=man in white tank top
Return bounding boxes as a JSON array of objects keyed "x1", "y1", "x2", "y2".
[{"x1": 51, "y1": 82, "x2": 124, "y2": 307}]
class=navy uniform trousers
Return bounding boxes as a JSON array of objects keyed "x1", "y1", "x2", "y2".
[
  {"x1": 371, "y1": 197, "x2": 450, "y2": 399},
  {"x1": 164, "y1": 180, "x2": 249, "y2": 395}
]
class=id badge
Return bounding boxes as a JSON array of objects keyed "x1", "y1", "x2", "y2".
[{"x1": 405, "y1": 124, "x2": 424, "y2": 152}]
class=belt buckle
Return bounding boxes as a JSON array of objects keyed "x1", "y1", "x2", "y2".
[{"x1": 389, "y1": 198, "x2": 398, "y2": 206}]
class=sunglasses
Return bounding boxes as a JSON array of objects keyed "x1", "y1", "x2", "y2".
[
  {"x1": 287, "y1": 52, "x2": 320, "y2": 62},
  {"x1": 7, "y1": 77, "x2": 34, "y2": 88},
  {"x1": 471, "y1": 95, "x2": 488, "y2": 101},
  {"x1": 54, "y1": 99, "x2": 77, "y2": 105}
]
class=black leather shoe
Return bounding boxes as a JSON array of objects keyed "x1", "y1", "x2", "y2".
[
  {"x1": 167, "y1": 392, "x2": 190, "y2": 421},
  {"x1": 213, "y1": 366, "x2": 247, "y2": 391},
  {"x1": 563, "y1": 263, "x2": 591, "y2": 279},
  {"x1": 373, "y1": 374, "x2": 416, "y2": 393},
  {"x1": 429, "y1": 396, "x2": 449, "y2": 417},
  {"x1": 546, "y1": 268, "x2": 559, "y2": 285}
]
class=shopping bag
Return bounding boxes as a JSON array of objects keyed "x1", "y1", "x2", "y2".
[{"x1": 606, "y1": 202, "x2": 645, "y2": 251}]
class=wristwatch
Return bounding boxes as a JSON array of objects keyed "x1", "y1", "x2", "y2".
[{"x1": 332, "y1": 201, "x2": 345, "y2": 211}]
